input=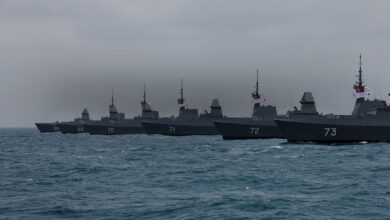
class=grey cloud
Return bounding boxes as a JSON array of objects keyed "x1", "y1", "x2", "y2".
[{"x1": 1, "y1": 0, "x2": 390, "y2": 126}]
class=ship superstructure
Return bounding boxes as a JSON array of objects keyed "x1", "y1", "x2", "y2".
[
  {"x1": 213, "y1": 69, "x2": 283, "y2": 139},
  {"x1": 141, "y1": 79, "x2": 231, "y2": 135},
  {"x1": 84, "y1": 86, "x2": 160, "y2": 135},
  {"x1": 275, "y1": 55, "x2": 389, "y2": 143},
  {"x1": 57, "y1": 108, "x2": 91, "y2": 134}
]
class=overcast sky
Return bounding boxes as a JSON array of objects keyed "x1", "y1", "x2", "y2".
[{"x1": 1, "y1": 0, "x2": 390, "y2": 127}]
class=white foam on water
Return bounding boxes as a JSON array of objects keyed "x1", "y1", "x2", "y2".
[
  {"x1": 27, "y1": 178, "x2": 33, "y2": 181},
  {"x1": 271, "y1": 145, "x2": 282, "y2": 149},
  {"x1": 245, "y1": 187, "x2": 250, "y2": 190},
  {"x1": 359, "y1": 141, "x2": 368, "y2": 144}
]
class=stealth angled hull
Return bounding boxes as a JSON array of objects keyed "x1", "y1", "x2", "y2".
[
  {"x1": 275, "y1": 55, "x2": 390, "y2": 143},
  {"x1": 275, "y1": 117, "x2": 390, "y2": 143},
  {"x1": 213, "y1": 119, "x2": 284, "y2": 140},
  {"x1": 58, "y1": 122, "x2": 87, "y2": 134},
  {"x1": 84, "y1": 120, "x2": 146, "y2": 135},
  {"x1": 35, "y1": 123, "x2": 60, "y2": 133},
  {"x1": 141, "y1": 119, "x2": 220, "y2": 136}
]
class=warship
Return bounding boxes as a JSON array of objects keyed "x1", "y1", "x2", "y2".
[
  {"x1": 213, "y1": 70, "x2": 323, "y2": 139},
  {"x1": 35, "y1": 108, "x2": 91, "y2": 133},
  {"x1": 275, "y1": 55, "x2": 388, "y2": 143},
  {"x1": 213, "y1": 69, "x2": 283, "y2": 139},
  {"x1": 84, "y1": 87, "x2": 160, "y2": 135},
  {"x1": 35, "y1": 122, "x2": 60, "y2": 133},
  {"x1": 57, "y1": 109, "x2": 91, "y2": 134},
  {"x1": 141, "y1": 79, "x2": 231, "y2": 135}
]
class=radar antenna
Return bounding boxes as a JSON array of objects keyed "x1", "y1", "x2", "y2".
[
  {"x1": 143, "y1": 83, "x2": 146, "y2": 104},
  {"x1": 255, "y1": 68, "x2": 259, "y2": 96},
  {"x1": 180, "y1": 78, "x2": 184, "y2": 100},
  {"x1": 356, "y1": 54, "x2": 364, "y2": 87},
  {"x1": 111, "y1": 89, "x2": 114, "y2": 106},
  {"x1": 177, "y1": 78, "x2": 185, "y2": 108}
]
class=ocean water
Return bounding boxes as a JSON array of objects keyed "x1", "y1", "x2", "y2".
[{"x1": 1, "y1": 128, "x2": 390, "y2": 219}]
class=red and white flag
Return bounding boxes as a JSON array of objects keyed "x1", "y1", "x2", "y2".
[
  {"x1": 354, "y1": 86, "x2": 371, "y2": 98},
  {"x1": 252, "y1": 94, "x2": 266, "y2": 104},
  {"x1": 178, "y1": 99, "x2": 188, "y2": 107}
]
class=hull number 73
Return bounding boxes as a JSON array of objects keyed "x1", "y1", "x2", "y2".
[{"x1": 324, "y1": 128, "x2": 337, "y2": 136}]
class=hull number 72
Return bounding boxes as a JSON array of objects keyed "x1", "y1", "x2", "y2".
[{"x1": 250, "y1": 127, "x2": 260, "y2": 135}]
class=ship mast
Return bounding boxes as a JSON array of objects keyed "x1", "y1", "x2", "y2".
[
  {"x1": 111, "y1": 89, "x2": 114, "y2": 106},
  {"x1": 177, "y1": 78, "x2": 185, "y2": 109},
  {"x1": 255, "y1": 68, "x2": 259, "y2": 96},
  {"x1": 356, "y1": 54, "x2": 363, "y2": 88},
  {"x1": 252, "y1": 68, "x2": 260, "y2": 97},
  {"x1": 180, "y1": 78, "x2": 184, "y2": 101},
  {"x1": 143, "y1": 83, "x2": 146, "y2": 104}
]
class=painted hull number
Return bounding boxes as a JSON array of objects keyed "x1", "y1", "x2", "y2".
[
  {"x1": 324, "y1": 128, "x2": 337, "y2": 136},
  {"x1": 169, "y1": 126, "x2": 176, "y2": 133},
  {"x1": 250, "y1": 127, "x2": 260, "y2": 135}
]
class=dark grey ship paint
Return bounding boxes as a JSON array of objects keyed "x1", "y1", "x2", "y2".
[
  {"x1": 275, "y1": 55, "x2": 389, "y2": 143},
  {"x1": 84, "y1": 86, "x2": 161, "y2": 135},
  {"x1": 35, "y1": 122, "x2": 60, "y2": 133},
  {"x1": 214, "y1": 92, "x2": 319, "y2": 140}
]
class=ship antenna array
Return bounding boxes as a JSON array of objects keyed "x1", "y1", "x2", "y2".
[
  {"x1": 256, "y1": 68, "x2": 259, "y2": 95},
  {"x1": 143, "y1": 83, "x2": 146, "y2": 103},
  {"x1": 252, "y1": 68, "x2": 259, "y2": 96},
  {"x1": 356, "y1": 54, "x2": 364, "y2": 87},
  {"x1": 180, "y1": 78, "x2": 184, "y2": 100},
  {"x1": 111, "y1": 89, "x2": 114, "y2": 105}
]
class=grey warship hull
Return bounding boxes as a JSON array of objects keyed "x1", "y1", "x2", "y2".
[
  {"x1": 58, "y1": 122, "x2": 87, "y2": 134},
  {"x1": 141, "y1": 120, "x2": 221, "y2": 136},
  {"x1": 213, "y1": 120, "x2": 284, "y2": 140},
  {"x1": 275, "y1": 117, "x2": 390, "y2": 143},
  {"x1": 274, "y1": 55, "x2": 390, "y2": 143},
  {"x1": 84, "y1": 120, "x2": 146, "y2": 135},
  {"x1": 35, "y1": 123, "x2": 60, "y2": 133},
  {"x1": 213, "y1": 91, "x2": 321, "y2": 140}
]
